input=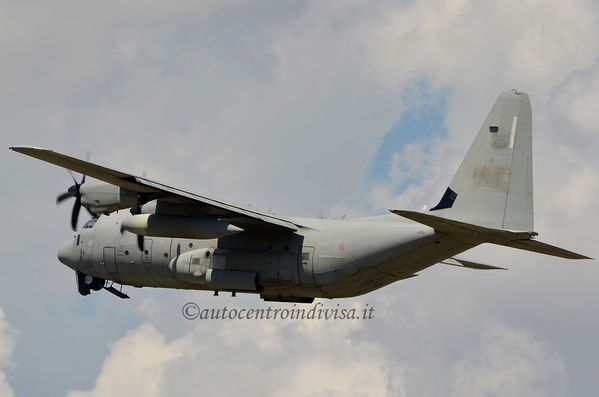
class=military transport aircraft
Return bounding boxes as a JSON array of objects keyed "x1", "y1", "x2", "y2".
[{"x1": 10, "y1": 90, "x2": 590, "y2": 302}]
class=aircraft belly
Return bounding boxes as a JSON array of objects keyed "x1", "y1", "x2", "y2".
[
  {"x1": 317, "y1": 235, "x2": 475, "y2": 298},
  {"x1": 308, "y1": 224, "x2": 436, "y2": 287}
]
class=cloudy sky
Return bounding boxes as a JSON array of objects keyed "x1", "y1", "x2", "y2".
[{"x1": 1, "y1": 0, "x2": 598, "y2": 396}]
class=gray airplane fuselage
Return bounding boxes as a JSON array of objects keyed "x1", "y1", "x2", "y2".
[{"x1": 58, "y1": 211, "x2": 468, "y2": 299}]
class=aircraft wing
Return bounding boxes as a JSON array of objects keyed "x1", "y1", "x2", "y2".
[{"x1": 10, "y1": 146, "x2": 300, "y2": 232}]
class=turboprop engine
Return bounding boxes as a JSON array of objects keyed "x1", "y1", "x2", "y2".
[
  {"x1": 79, "y1": 182, "x2": 139, "y2": 213},
  {"x1": 56, "y1": 177, "x2": 139, "y2": 230}
]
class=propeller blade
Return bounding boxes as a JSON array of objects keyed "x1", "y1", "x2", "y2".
[
  {"x1": 61, "y1": 166, "x2": 89, "y2": 231},
  {"x1": 71, "y1": 196, "x2": 81, "y2": 231},
  {"x1": 56, "y1": 191, "x2": 76, "y2": 204},
  {"x1": 68, "y1": 170, "x2": 78, "y2": 185}
]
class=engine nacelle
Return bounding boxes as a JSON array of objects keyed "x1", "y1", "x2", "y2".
[
  {"x1": 80, "y1": 182, "x2": 138, "y2": 214},
  {"x1": 121, "y1": 214, "x2": 243, "y2": 239}
]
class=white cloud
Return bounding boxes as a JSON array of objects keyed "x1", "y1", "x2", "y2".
[
  {"x1": 67, "y1": 293, "x2": 572, "y2": 397},
  {"x1": 66, "y1": 323, "x2": 188, "y2": 397},
  {"x1": 549, "y1": 61, "x2": 599, "y2": 139},
  {"x1": 65, "y1": 306, "x2": 405, "y2": 396},
  {"x1": 272, "y1": 355, "x2": 397, "y2": 397},
  {"x1": 0, "y1": 308, "x2": 17, "y2": 397},
  {"x1": 452, "y1": 324, "x2": 566, "y2": 397},
  {"x1": 389, "y1": 142, "x2": 426, "y2": 184}
]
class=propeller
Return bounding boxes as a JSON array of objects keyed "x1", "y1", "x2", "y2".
[{"x1": 56, "y1": 171, "x2": 92, "y2": 231}]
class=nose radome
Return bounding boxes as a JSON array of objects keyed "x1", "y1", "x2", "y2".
[{"x1": 57, "y1": 240, "x2": 73, "y2": 266}]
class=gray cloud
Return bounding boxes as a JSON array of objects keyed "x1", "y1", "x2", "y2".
[
  {"x1": 452, "y1": 323, "x2": 567, "y2": 397},
  {"x1": 2, "y1": 0, "x2": 599, "y2": 396}
]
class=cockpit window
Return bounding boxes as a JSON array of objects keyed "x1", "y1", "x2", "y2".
[{"x1": 82, "y1": 218, "x2": 98, "y2": 229}]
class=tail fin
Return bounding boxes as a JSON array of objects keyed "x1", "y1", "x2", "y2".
[
  {"x1": 431, "y1": 90, "x2": 533, "y2": 231},
  {"x1": 391, "y1": 90, "x2": 591, "y2": 260}
]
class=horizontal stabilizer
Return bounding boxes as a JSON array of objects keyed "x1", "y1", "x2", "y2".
[
  {"x1": 390, "y1": 209, "x2": 591, "y2": 260},
  {"x1": 494, "y1": 239, "x2": 592, "y2": 260},
  {"x1": 441, "y1": 257, "x2": 507, "y2": 270},
  {"x1": 390, "y1": 209, "x2": 533, "y2": 240}
]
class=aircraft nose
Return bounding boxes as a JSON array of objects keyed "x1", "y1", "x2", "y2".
[{"x1": 57, "y1": 240, "x2": 73, "y2": 266}]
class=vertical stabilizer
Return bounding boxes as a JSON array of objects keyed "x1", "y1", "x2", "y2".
[{"x1": 431, "y1": 90, "x2": 533, "y2": 231}]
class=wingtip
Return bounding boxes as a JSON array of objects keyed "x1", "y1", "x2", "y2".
[
  {"x1": 389, "y1": 209, "x2": 423, "y2": 219},
  {"x1": 9, "y1": 145, "x2": 49, "y2": 152},
  {"x1": 563, "y1": 252, "x2": 593, "y2": 260}
]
